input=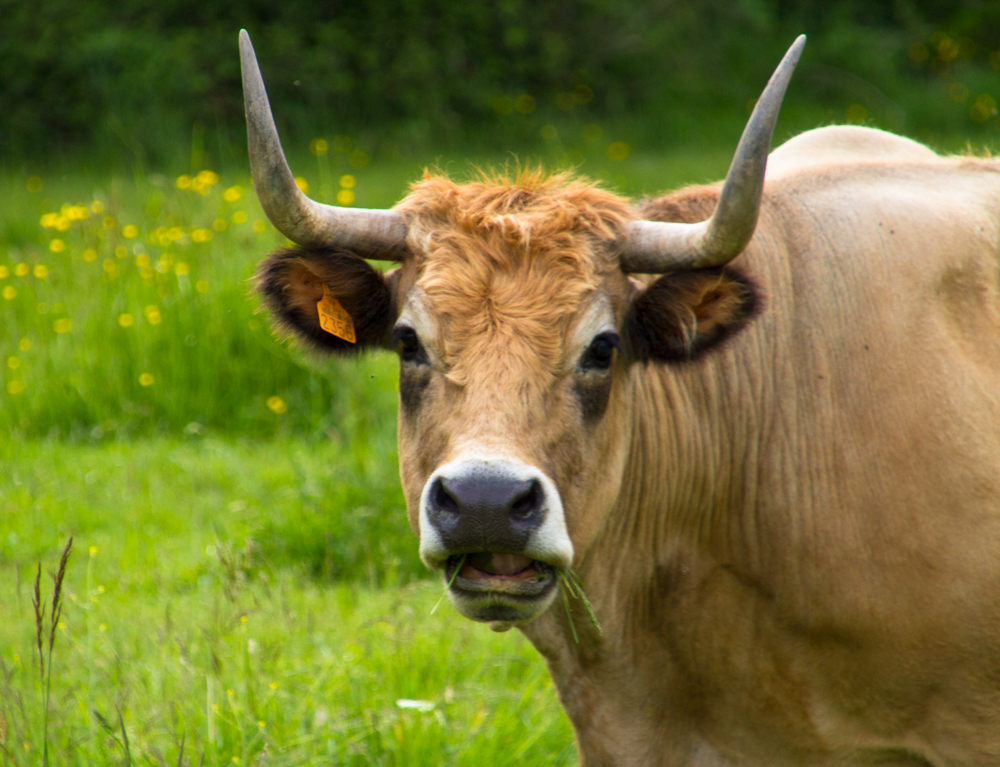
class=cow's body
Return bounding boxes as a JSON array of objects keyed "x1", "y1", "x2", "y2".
[
  {"x1": 522, "y1": 126, "x2": 1000, "y2": 765},
  {"x1": 241, "y1": 28, "x2": 1000, "y2": 765}
]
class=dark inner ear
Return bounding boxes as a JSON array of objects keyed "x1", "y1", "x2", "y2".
[
  {"x1": 255, "y1": 247, "x2": 397, "y2": 354},
  {"x1": 624, "y1": 266, "x2": 760, "y2": 363}
]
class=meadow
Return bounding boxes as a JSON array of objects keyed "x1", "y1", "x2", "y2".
[{"x1": 0, "y1": 134, "x2": 745, "y2": 765}]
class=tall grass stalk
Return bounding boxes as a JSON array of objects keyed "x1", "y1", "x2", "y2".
[{"x1": 32, "y1": 538, "x2": 73, "y2": 767}]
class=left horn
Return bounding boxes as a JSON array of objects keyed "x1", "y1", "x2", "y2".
[
  {"x1": 240, "y1": 30, "x2": 408, "y2": 257},
  {"x1": 621, "y1": 35, "x2": 806, "y2": 273}
]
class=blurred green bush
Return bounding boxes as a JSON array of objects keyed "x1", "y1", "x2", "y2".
[{"x1": 4, "y1": 0, "x2": 1000, "y2": 166}]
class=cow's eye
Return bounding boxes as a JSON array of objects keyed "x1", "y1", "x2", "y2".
[
  {"x1": 580, "y1": 331, "x2": 620, "y2": 371},
  {"x1": 392, "y1": 325, "x2": 425, "y2": 364}
]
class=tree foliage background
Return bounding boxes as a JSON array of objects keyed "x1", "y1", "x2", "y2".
[{"x1": 3, "y1": 0, "x2": 1000, "y2": 165}]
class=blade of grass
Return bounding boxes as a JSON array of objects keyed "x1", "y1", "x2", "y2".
[
  {"x1": 563, "y1": 568, "x2": 602, "y2": 634},
  {"x1": 431, "y1": 555, "x2": 466, "y2": 615},
  {"x1": 558, "y1": 573, "x2": 580, "y2": 644},
  {"x1": 118, "y1": 708, "x2": 131, "y2": 766}
]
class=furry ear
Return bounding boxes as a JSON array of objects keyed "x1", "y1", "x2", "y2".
[
  {"x1": 255, "y1": 247, "x2": 398, "y2": 354},
  {"x1": 624, "y1": 267, "x2": 760, "y2": 362}
]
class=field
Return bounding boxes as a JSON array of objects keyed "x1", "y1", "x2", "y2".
[{"x1": 0, "y1": 140, "x2": 744, "y2": 765}]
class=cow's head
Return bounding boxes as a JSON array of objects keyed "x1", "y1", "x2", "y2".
[{"x1": 242, "y1": 32, "x2": 803, "y2": 626}]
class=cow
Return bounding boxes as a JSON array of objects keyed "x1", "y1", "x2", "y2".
[{"x1": 240, "y1": 29, "x2": 1000, "y2": 766}]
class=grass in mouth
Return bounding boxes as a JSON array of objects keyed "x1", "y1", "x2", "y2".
[
  {"x1": 557, "y1": 567, "x2": 602, "y2": 643},
  {"x1": 431, "y1": 554, "x2": 467, "y2": 614}
]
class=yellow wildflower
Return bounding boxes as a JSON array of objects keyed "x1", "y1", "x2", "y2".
[
  {"x1": 102, "y1": 259, "x2": 119, "y2": 277},
  {"x1": 266, "y1": 396, "x2": 287, "y2": 414},
  {"x1": 67, "y1": 205, "x2": 89, "y2": 221},
  {"x1": 606, "y1": 142, "x2": 630, "y2": 161},
  {"x1": 339, "y1": 174, "x2": 356, "y2": 189},
  {"x1": 196, "y1": 280, "x2": 210, "y2": 294},
  {"x1": 136, "y1": 254, "x2": 150, "y2": 268},
  {"x1": 34, "y1": 264, "x2": 49, "y2": 278},
  {"x1": 89, "y1": 545, "x2": 98, "y2": 556},
  {"x1": 176, "y1": 175, "x2": 192, "y2": 189},
  {"x1": 213, "y1": 219, "x2": 227, "y2": 232},
  {"x1": 191, "y1": 228, "x2": 213, "y2": 243},
  {"x1": 223, "y1": 185, "x2": 244, "y2": 203},
  {"x1": 174, "y1": 263, "x2": 190, "y2": 276},
  {"x1": 118, "y1": 314, "x2": 135, "y2": 328},
  {"x1": 252, "y1": 220, "x2": 267, "y2": 233},
  {"x1": 294, "y1": 177, "x2": 309, "y2": 193},
  {"x1": 40, "y1": 213, "x2": 59, "y2": 228},
  {"x1": 15, "y1": 263, "x2": 29, "y2": 276},
  {"x1": 144, "y1": 305, "x2": 162, "y2": 325},
  {"x1": 115, "y1": 246, "x2": 128, "y2": 259},
  {"x1": 82, "y1": 248, "x2": 97, "y2": 262},
  {"x1": 122, "y1": 225, "x2": 138, "y2": 239},
  {"x1": 0, "y1": 266, "x2": 8, "y2": 278},
  {"x1": 103, "y1": 216, "x2": 116, "y2": 229},
  {"x1": 348, "y1": 149, "x2": 369, "y2": 169},
  {"x1": 7, "y1": 356, "x2": 20, "y2": 369},
  {"x1": 232, "y1": 211, "x2": 247, "y2": 224},
  {"x1": 19, "y1": 338, "x2": 31, "y2": 351},
  {"x1": 3, "y1": 286, "x2": 16, "y2": 300},
  {"x1": 53, "y1": 319, "x2": 71, "y2": 334},
  {"x1": 49, "y1": 240, "x2": 65, "y2": 254},
  {"x1": 91, "y1": 200, "x2": 105, "y2": 214},
  {"x1": 310, "y1": 138, "x2": 329, "y2": 156},
  {"x1": 336, "y1": 189, "x2": 355, "y2": 206},
  {"x1": 7, "y1": 380, "x2": 24, "y2": 395},
  {"x1": 139, "y1": 373, "x2": 154, "y2": 386}
]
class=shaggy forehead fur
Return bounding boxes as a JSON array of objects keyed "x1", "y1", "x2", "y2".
[{"x1": 395, "y1": 169, "x2": 635, "y2": 387}]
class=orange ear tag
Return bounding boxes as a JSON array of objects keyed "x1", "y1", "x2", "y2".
[{"x1": 317, "y1": 285, "x2": 356, "y2": 343}]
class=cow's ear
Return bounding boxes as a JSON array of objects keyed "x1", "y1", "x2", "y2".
[
  {"x1": 624, "y1": 267, "x2": 759, "y2": 362},
  {"x1": 255, "y1": 247, "x2": 399, "y2": 354}
]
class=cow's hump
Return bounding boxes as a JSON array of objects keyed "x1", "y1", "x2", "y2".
[{"x1": 766, "y1": 125, "x2": 939, "y2": 179}]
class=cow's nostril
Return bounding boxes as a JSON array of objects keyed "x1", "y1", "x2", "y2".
[
  {"x1": 433, "y1": 476, "x2": 460, "y2": 516},
  {"x1": 510, "y1": 480, "x2": 541, "y2": 521}
]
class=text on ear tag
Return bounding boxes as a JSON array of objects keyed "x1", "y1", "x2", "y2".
[{"x1": 317, "y1": 284, "x2": 356, "y2": 343}]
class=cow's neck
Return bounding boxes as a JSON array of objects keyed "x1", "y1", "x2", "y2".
[{"x1": 522, "y1": 351, "x2": 768, "y2": 766}]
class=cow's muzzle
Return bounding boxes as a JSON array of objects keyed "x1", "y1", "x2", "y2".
[{"x1": 419, "y1": 457, "x2": 573, "y2": 624}]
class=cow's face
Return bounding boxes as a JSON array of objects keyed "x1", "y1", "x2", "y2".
[{"x1": 256, "y1": 171, "x2": 757, "y2": 626}]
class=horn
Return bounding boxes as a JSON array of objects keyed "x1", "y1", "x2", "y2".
[
  {"x1": 239, "y1": 30, "x2": 408, "y2": 257},
  {"x1": 621, "y1": 35, "x2": 806, "y2": 273}
]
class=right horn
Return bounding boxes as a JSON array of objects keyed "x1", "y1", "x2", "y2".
[
  {"x1": 240, "y1": 30, "x2": 408, "y2": 257},
  {"x1": 621, "y1": 35, "x2": 806, "y2": 273}
]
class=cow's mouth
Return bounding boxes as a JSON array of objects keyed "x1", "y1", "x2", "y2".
[{"x1": 442, "y1": 553, "x2": 557, "y2": 622}]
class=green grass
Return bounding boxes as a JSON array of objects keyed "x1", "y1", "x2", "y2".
[{"x1": 0, "y1": 439, "x2": 575, "y2": 765}]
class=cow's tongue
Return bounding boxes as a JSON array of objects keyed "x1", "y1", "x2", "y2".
[{"x1": 463, "y1": 552, "x2": 533, "y2": 576}]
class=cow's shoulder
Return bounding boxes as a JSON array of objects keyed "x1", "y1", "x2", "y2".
[{"x1": 766, "y1": 125, "x2": 939, "y2": 179}]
